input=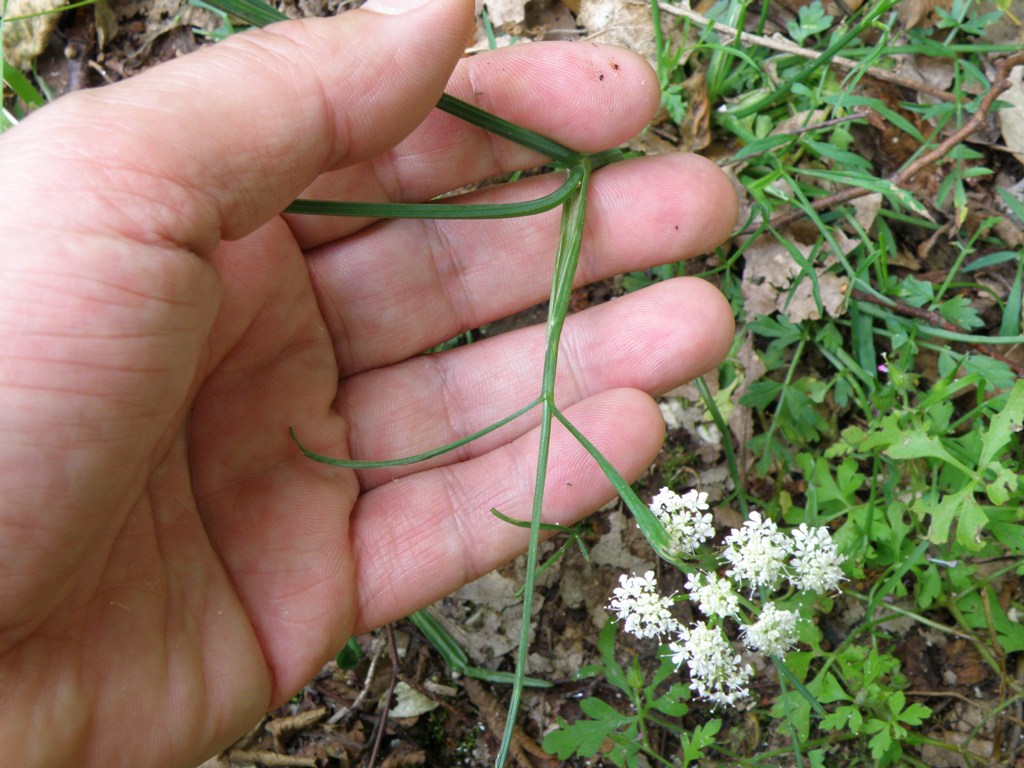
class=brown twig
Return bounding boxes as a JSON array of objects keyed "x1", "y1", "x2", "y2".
[
  {"x1": 761, "y1": 51, "x2": 1024, "y2": 232},
  {"x1": 852, "y1": 290, "x2": 1024, "y2": 377},
  {"x1": 327, "y1": 634, "x2": 385, "y2": 725},
  {"x1": 366, "y1": 624, "x2": 400, "y2": 768},
  {"x1": 224, "y1": 751, "x2": 316, "y2": 767}
]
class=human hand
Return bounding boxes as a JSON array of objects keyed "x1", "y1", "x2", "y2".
[{"x1": 0, "y1": 0, "x2": 736, "y2": 765}]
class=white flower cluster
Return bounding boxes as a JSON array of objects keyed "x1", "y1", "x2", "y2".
[
  {"x1": 722, "y1": 511, "x2": 791, "y2": 590},
  {"x1": 789, "y1": 523, "x2": 847, "y2": 593},
  {"x1": 609, "y1": 488, "x2": 847, "y2": 708},
  {"x1": 650, "y1": 487, "x2": 715, "y2": 555},
  {"x1": 669, "y1": 622, "x2": 753, "y2": 707},
  {"x1": 741, "y1": 602, "x2": 800, "y2": 656},
  {"x1": 608, "y1": 571, "x2": 678, "y2": 639},
  {"x1": 685, "y1": 571, "x2": 739, "y2": 617}
]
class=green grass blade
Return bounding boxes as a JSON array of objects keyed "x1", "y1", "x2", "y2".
[
  {"x1": 999, "y1": 256, "x2": 1022, "y2": 338},
  {"x1": 290, "y1": 397, "x2": 541, "y2": 469},
  {"x1": 463, "y1": 665, "x2": 551, "y2": 687},
  {"x1": 2, "y1": 60, "x2": 45, "y2": 107},
  {"x1": 489, "y1": 507, "x2": 574, "y2": 532},
  {"x1": 285, "y1": 166, "x2": 584, "y2": 219},
  {"x1": 408, "y1": 609, "x2": 470, "y2": 670},
  {"x1": 199, "y1": 0, "x2": 286, "y2": 26},
  {"x1": 407, "y1": 612, "x2": 553, "y2": 684},
  {"x1": 695, "y1": 375, "x2": 750, "y2": 515},
  {"x1": 856, "y1": 302, "x2": 1024, "y2": 344},
  {"x1": 773, "y1": 656, "x2": 827, "y2": 718},
  {"x1": 725, "y1": 0, "x2": 900, "y2": 119}
]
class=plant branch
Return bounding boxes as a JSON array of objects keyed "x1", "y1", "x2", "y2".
[
  {"x1": 761, "y1": 50, "x2": 1024, "y2": 232},
  {"x1": 495, "y1": 162, "x2": 590, "y2": 766},
  {"x1": 286, "y1": 166, "x2": 584, "y2": 220},
  {"x1": 852, "y1": 289, "x2": 1024, "y2": 378},
  {"x1": 292, "y1": 397, "x2": 541, "y2": 469},
  {"x1": 437, "y1": 94, "x2": 581, "y2": 164}
]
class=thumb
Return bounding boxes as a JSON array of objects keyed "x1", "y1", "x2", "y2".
[{"x1": 0, "y1": 0, "x2": 475, "y2": 252}]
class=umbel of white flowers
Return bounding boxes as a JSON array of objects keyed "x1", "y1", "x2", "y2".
[{"x1": 609, "y1": 488, "x2": 846, "y2": 707}]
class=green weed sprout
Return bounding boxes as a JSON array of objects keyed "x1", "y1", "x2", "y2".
[{"x1": 197, "y1": 0, "x2": 675, "y2": 763}]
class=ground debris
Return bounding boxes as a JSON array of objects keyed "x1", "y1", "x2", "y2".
[{"x1": 462, "y1": 677, "x2": 557, "y2": 768}]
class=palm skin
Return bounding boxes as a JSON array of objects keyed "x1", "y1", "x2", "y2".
[{"x1": 0, "y1": 1, "x2": 737, "y2": 766}]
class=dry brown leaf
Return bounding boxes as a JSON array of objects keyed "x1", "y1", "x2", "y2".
[
  {"x1": 897, "y1": 0, "x2": 952, "y2": 29},
  {"x1": 740, "y1": 236, "x2": 812, "y2": 317},
  {"x1": 445, "y1": 570, "x2": 542, "y2": 660},
  {"x1": 678, "y1": 70, "x2": 711, "y2": 151},
  {"x1": 379, "y1": 743, "x2": 427, "y2": 768},
  {"x1": 576, "y1": 0, "x2": 657, "y2": 64},
  {"x1": 892, "y1": 53, "x2": 955, "y2": 97},
  {"x1": 265, "y1": 707, "x2": 328, "y2": 747},
  {"x1": 224, "y1": 749, "x2": 316, "y2": 767},
  {"x1": 851, "y1": 192, "x2": 884, "y2": 231},
  {"x1": 588, "y1": 509, "x2": 655, "y2": 574},
  {"x1": 2, "y1": 0, "x2": 63, "y2": 70},
  {"x1": 788, "y1": 272, "x2": 847, "y2": 322},
  {"x1": 998, "y1": 65, "x2": 1024, "y2": 166},
  {"x1": 462, "y1": 678, "x2": 557, "y2": 768},
  {"x1": 740, "y1": 234, "x2": 850, "y2": 322},
  {"x1": 524, "y1": 0, "x2": 579, "y2": 40},
  {"x1": 727, "y1": 333, "x2": 765, "y2": 475}
]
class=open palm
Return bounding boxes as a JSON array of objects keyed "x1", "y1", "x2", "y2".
[{"x1": 0, "y1": 2, "x2": 736, "y2": 766}]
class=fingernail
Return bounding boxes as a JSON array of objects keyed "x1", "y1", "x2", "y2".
[{"x1": 361, "y1": 0, "x2": 430, "y2": 14}]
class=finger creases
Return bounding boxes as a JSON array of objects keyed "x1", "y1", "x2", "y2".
[{"x1": 349, "y1": 388, "x2": 665, "y2": 633}]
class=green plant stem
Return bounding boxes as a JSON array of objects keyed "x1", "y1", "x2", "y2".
[
  {"x1": 695, "y1": 375, "x2": 749, "y2": 515},
  {"x1": 940, "y1": 598, "x2": 1005, "y2": 680},
  {"x1": 650, "y1": 0, "x2": 664, "y2": 66},
  {"x1": 437, "y1": 94, "x2": 581, "y2": 164},
  {"x1": 156, "y1": 2, "x2": 675, "y2": 765},
  {"x1": 773, "y1": 656, "x2": 805, "y2": 768},
  {"x1": 773, "y1": 655, "x2": 826, "y2": 718},
  {"x1": 856, "y1": 301, "x2": 1024, "y2": 344},
  {"x1": 285, "y1": 165, "x2": 583, "y2": 219},
  {"x1": 495, "y1": 158, "x2": 591, "y2": 765},
  {"x1": 759, "y1": 335, "x2": 807, "y2": 470}
]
